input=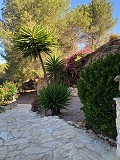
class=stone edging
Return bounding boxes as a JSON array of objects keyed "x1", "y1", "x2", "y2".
[
  {"x1": 67, "y1": 121, "x2": 116, "y2": 148},
  {"x1": 1, "y1": 101, "x2": 18, "y2": 111}
]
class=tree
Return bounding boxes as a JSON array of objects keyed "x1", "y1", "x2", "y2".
[
  {"x1": 0, "y1": 63, "x2": 6, "y2": 76},
  {"x1": 1, "y1": 0, "x2": 72, "y2": 51},
  {"x1": 0, "y1": 0, "x2": 117, "y2": 81},
  {"x1": 73, "y1": 0, "x2": 117, "y2": 49},
  {"x1": 0, "y1": 63, "x2": 6, "y2": 84},
  {"x1": 14, "y1": 26, "x2": 56, "y2": 86},
  {"x1": 0, "y1": 0, "x2": 78, "y2": 80}
]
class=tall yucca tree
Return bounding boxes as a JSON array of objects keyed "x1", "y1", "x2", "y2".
[{"x1": 14, "y1": 26, "x2": 56, "y2": 86}]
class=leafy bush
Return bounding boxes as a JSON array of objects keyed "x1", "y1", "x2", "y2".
[
  {"x1": 0, "y1": 87, "x2": 5, "y2": 105},
  {"x1": 77, "y1": 54, "x2": 120, "y2": 139},
  {"x1": 3, "y1": 81, "x2": 18, "y2": 101},
  {"x1": 66, "y1": 47, "x2": 91, "y2": 86},
  {"x1": 38, "y1": 83, "x2": 72, "y2": 115},
  {"x1": 45, "y1": 55, "x2": 66, "y2": 83}
]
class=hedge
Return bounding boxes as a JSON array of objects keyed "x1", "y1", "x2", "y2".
[{"x1": 77, "y1": 54, "x2": 120, "y2": 139}]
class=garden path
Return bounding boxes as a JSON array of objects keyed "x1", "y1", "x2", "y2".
[
  {"x1": 0, "y1": 104, "x2": 119, "y2": 160},
  {"x1": 16, "y1": 91, "x2": 84, "y2": 122}
]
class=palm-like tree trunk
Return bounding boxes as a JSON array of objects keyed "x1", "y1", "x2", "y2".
[{"x1": 38, "y1": 53, "x2": 49, "y2": 86}]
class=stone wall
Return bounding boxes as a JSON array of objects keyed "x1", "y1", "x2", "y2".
[
  {"x1": 85, "y1": 37, "x2": 120, "y2": 67},
  {"x1": 113, "y1": 97, "x2": 120, "y2": 157}
]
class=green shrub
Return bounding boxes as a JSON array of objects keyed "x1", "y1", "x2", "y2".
[
  {"x1": 0, "y1": 87, "x2": 5, "y2": 105},
  {"x1": 45, "y1": 55, "x2": 66, "y2": 83},
  {"x1": 77, "y1": 54, "x2": 120, "y2": 139},
  {"x1": 38, "y1": 83, "x2": 72, "y2": 115},
  {"x1": 3, "y1": 82, "x2": 18, "y2": 101}
]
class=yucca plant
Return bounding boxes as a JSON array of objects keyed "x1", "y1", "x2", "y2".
[
  {"x1": 45, "y1": 55, "x2": 66, "y2": 83},
  {"x1": 38, "y1": 83, "x2": 72, "y2": 115},
  {"x1": 14, "y1": 25, "x2": 56, "y2": 86}
]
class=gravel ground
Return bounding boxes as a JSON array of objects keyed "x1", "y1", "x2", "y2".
[
  {"x1": 59, "y1": 97, "x2": 84, "y2": 122},
  {"x1": 16, "y1": 91, "x2": 84, "y2": 123},
  {"x1": 16, "y1": 91, "x2": 37, "y2": 104}
]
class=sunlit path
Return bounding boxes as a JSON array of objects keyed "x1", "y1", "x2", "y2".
[{"x1": 0, "y1": 105, "x2": 119, "y2": 160}]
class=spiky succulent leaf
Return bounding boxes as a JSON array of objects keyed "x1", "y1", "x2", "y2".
[
  {"x1": 14, "y1": 26, "x2": 56, "y2": 59},
  {"x1": 45, "y1": 55, "x2": 66, "y2": 81},
  {"x1": 38, "y1": 83, "x2": 72, "y2": 112}
]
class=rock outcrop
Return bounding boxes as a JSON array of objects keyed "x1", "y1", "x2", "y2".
[{"x1": 85, "y1": 37, "x2": 120, "y2": 67}]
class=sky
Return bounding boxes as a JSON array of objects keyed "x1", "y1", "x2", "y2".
[{"x1": 0, "y1": 0, "x2": 120, "y2": 64}]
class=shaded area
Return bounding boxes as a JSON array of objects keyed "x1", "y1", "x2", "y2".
[{"x1": 16, "y1": 91, "x2": 37, "y2": 104}]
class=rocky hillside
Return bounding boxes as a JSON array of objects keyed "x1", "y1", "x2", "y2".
[{"x1": 85, "y1": 37, "x2": 120, "y2": 67}]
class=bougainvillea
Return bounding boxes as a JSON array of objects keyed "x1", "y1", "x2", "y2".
[{"x1": 66, "y1": 46, "x2": 92, "y2": 86}]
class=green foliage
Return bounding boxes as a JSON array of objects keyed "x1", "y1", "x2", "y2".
[
  {"x1": 2, "y1": 0, "x2": 70, "y2": 32},
  {"x1": 14, "y1": 26, "x2": 56, "y2": 59},
  {"x1": 72, "y1": 0, "x2": 117, "y2": 49},
  {"x1": 3, "y1": 51, "x2": 44, "y2": 83},
  {"x1": 3, "y1": 81, "x2": 18, "y2": 101},
  {"x1": 0, "y1": 63, "x2": 6, "y2": 77},
  {"x1": 14, "y1": 25, "x2": 56, "y2": 86},
  {"x1": 0, "y1": 81, "x2": 18, "y2": 105},
  {"x1": 45, "y1": 55, "x2": 66, "y2": 83},
  {"x1": 77, "y1": 54, "x2": 120, "y2": 139},
  {"x1": 0, "y1": 0, "x2": 74, "y2": 83},
  {"x1": 38, "y1": 83, "x2": 72, "y2": 115},
  {"x1": 0, "y1": 87, "x2": 5, "y2": 105},
  {"x1": 0, "y1": 0, "x2": 117, "y2": 81}
]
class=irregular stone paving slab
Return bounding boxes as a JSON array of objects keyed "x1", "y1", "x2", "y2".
[{"x1": 0, "y1": 104, "x2": 119, "y2": 160}]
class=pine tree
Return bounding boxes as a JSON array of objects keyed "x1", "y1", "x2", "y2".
[{"x1": 74, "y1": 0, "x2": 117, "y2": 49}]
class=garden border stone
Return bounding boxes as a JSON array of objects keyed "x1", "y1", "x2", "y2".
[{"x1": 1, "y1": 101, "x2": 18, "y2": 111}]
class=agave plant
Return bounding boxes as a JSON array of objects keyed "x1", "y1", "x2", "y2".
[
  {"x1": 14, "y1": 25, "x2": 56, "y2": 86},
  {"x1": 45, "y1": 55, "x2": 66, "y2": 83},
  {"x1": 38, "y1": 83, "x2": 72, "y2": 115}
]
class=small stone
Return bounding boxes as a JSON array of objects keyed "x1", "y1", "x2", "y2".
[
  {"x1": 42, "y1": 117, "x2": 49, "y2": 121},
  {"x1": 74, "y1": 124, "x2": 80, "y2": 128},
  {"x1": 67, "y1": 121, "x2": 74, "y2": 126}
]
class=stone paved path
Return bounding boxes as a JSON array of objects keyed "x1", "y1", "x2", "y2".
[{"x1": 0, "y1": 105, "x2": 119, "y2": 160}]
